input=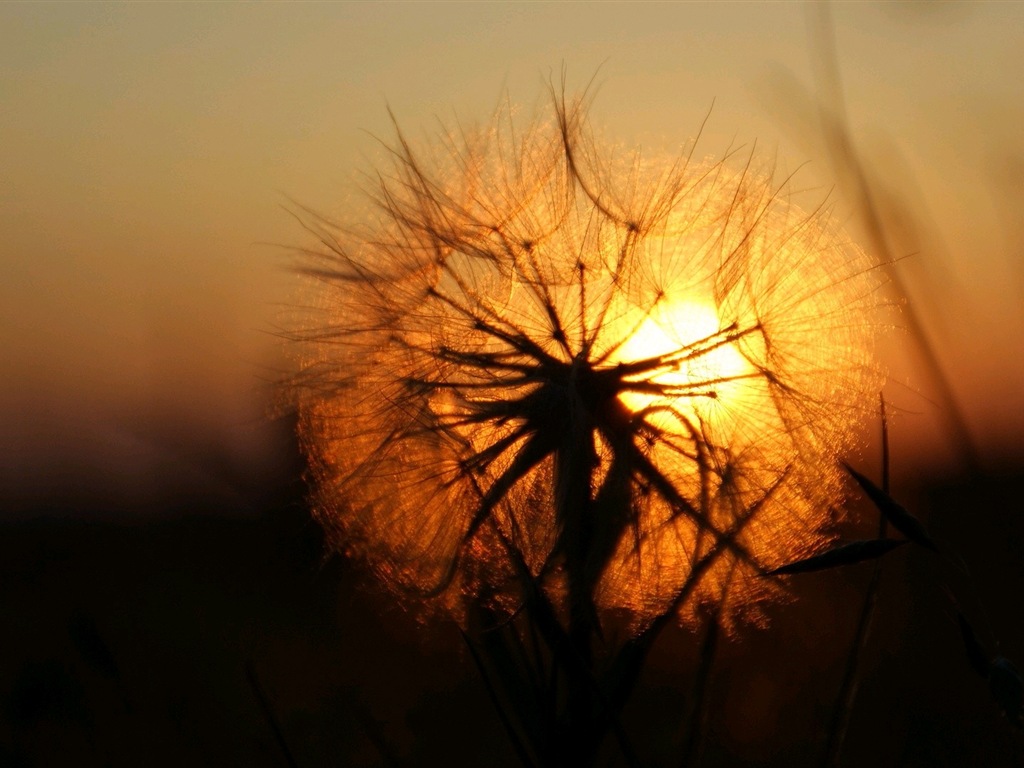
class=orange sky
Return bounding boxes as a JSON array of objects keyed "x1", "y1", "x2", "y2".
[{"x1": 2, "y1": 2, "x2": 1022, "y2": 512}]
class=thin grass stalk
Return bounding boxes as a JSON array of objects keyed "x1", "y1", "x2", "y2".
[
  {"x1": 484, "y1": 516, "x2": 647, "y2": 768},
  {"x1": 821, "y1": 395, "x2": 889, "y2": 767},
  {"x1": 244, "y1": 659, "x2": 300, "y2": 768},
  {"x1": 807, "y1": 4, "x2": 979, "y2": 473},
  {"x1": 602, "y1": 477, "x2": 777, "y2": 723},
  {"x1": 678, "y1": 609, "x2": 720, "y2": 768},
  {"x1": 352, "y1": 706, "x2": 404, "y2": 768},
  {"x1": 462, "y1": 629, "x2": 540, "y2": 768},
  {"x1": 679, "y1": 563, "x2": 736, "y2": 768}
]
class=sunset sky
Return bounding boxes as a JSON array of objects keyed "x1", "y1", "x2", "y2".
[{"x1": 2, "y1": 2, "x2": 1022, "y2": 513}]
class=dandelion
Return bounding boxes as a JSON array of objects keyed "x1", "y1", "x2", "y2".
[{"x1": 292, "y1": 87, "x2": 882, "y2": 639}]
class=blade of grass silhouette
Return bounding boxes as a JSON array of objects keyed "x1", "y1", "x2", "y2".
[
  {"x1": 881, "y1": 391, "x2": 890, "y2": 492},
  {"x1": 822, "y1": 395, "x2": 890, "y2": 768},
  {"x1": 603, "y1": 472, "x2": 781, "y2": 718},
  {"x1": 943, "y1": 585, "x2": 1024, "y2": 728},
  {"x1": 348, "y1": 703, "x2": 404, "y2": 768},
  {"x1": 843, "y1": 462, "x2": 937, "y2": 552},
  {"x1": 462, "y1": 628, "x2": 540, "y2": 768},
  {"x1": 472, "y1": 602, "x2": 547, "y2": 730},
  {"x1": 767, "y1": 538, "x2": 908, "y2": 575},
  {"x1": 244, "y1": 659, "x2": 299, "y2": 768},
  {"x1": 807, "y1": 3, "x2": 980, "y2": 473},
  {"x1": 486, "y1": 517, "x2": 644, "y2": 768},
  {"x1": 679, "y1": 568, "x2": 732, "y2": 768}
]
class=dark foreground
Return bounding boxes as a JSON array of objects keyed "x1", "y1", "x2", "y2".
[{"x1": 2, "y1": 452, "x2": 1023, "y2": 767}]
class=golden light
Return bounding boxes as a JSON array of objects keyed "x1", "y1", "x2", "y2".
[
  {"x1": 612, "y1": 300, "x2": 755, "y2": 419},
  {"x1": 294, "y1": 94, "x2": 883, "y2": 631}
]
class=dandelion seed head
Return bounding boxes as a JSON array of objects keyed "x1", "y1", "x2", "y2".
[{"x1": 294, "y1": 92, "x2": 883, "y2": 632}]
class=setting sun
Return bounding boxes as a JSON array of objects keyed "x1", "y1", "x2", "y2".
[{"x1": 612, "y1": 300, "x2": 755, "y2": 418}]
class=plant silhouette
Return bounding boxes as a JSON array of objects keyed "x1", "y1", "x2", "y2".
[{"x1": 292, "y1": 81, "x2": 883, "y2": 765}]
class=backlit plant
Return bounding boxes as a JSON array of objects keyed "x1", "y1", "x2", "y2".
[{"x1": 292, "y1": 85, "x2": 883, "y2": 765}]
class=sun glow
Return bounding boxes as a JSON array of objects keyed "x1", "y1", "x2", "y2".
[
  {"x1": 295, "y1": 94, "x2": 882, "y2": 631},
  {"x1": 612, "y1": 301, "x2": 755, "y2": 418}
]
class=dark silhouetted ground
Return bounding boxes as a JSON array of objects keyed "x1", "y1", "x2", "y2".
[{"x1": 3, "y1": 427, "x2": 1023, "y2": 766}]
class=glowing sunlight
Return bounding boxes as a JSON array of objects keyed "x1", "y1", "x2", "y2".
[
  {"x1": 295, "y1": 92, "x2": 883, "y2": 631},
  {"x1": 612, "y1": 300, "x2": 755, "y2": 418}
]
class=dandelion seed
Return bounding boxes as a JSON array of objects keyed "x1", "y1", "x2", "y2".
[{"x1": 292, "y1": 89, "x2": 883, "y2": 632}]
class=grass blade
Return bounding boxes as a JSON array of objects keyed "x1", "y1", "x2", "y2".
[
  {"x1": 766, "y1": 539, "x2": 908, "y2": 576},
  {"x1": 843, "y1": 463, "x2": 938, "y2": 552}
]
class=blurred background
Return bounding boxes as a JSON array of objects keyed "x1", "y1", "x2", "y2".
[{"x1": 1, "y1": 3, "x2": 1022, "y2": 766}]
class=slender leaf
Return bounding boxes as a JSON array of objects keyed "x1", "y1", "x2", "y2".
[
  {"x1": 843, "y1": 463, "x2": 938, "y2": 552},
  {"x1": 766, "y1": 538, "x2": 908, "y2": 576}
]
